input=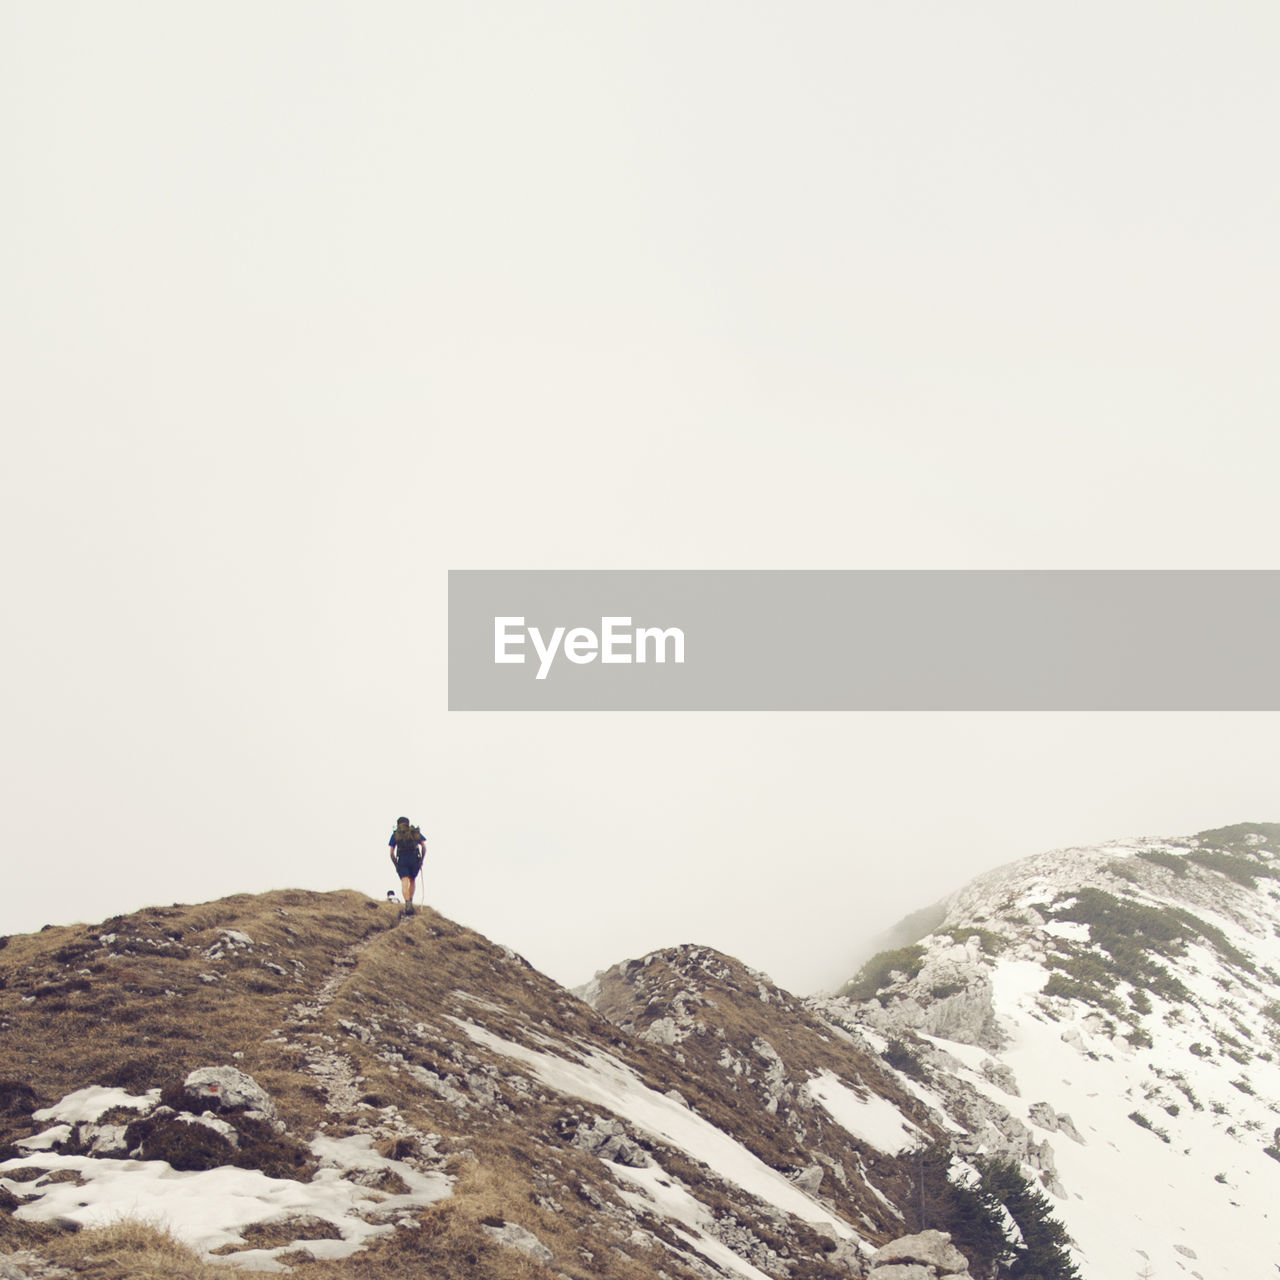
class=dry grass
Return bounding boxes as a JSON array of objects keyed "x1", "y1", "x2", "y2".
[
  {"x1": 288, "y1": 1144, "x2": 704, "y2": 1280},
  {"x1": 0, "y1": 889, "x2": 390, "y2": 1147},
  {"x1": 0, "y1": 889, "x2": 935, "y2": 1279},
  {"x1": 39, "y1": 1219, "x2": 239, "y2": 1280}
]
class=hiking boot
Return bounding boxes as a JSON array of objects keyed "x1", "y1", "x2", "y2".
[{"x1": 405, "y1": 904, "x2": 415, "y2": 916}]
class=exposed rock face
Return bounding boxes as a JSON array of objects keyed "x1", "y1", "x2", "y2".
[
  {"x1": 570, "y1": 1116, "x2": 650, "y2": 1168},
  {"x1": 851, "y1": 962, "x2": 1004, "y2": 1053}
]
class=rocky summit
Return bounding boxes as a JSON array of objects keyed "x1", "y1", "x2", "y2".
[{"x1": 1, "y1": 821, "x2": 1279, "y2": 1279}]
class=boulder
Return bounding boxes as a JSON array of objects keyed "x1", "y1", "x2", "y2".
[
  {"x1": 1028, "y1": 1101, "x2": 1059, "y2": 1131},
  {"x1": 481, "y1": 1221, "x2": 553, "y2": 1264},
  {"x1": 84, "y1": 1123, "x2": 130, "y2": 1156},
  {"x1": 182, "y1": 1067, "x2": 275, "y2": 1117},
  {"x1": 870, "y1": 1229, "x2": 970, "y2": 1275}
]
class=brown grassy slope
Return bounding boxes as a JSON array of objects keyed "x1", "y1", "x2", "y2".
[
  {"x1": 0, "y1": 889, "x2": 387, "y2": 1139},
  {"x1": 269, "y1": 907, "x2": 875, "y2": 1279},
  {"x1": 1, "y1": 891, "x2": 934, "y2": 1279}
]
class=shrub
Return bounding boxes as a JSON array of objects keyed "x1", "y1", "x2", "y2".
[
  {"x1": 1128, "y1": 1112, "x2": 1171, "y2": 1143},
  {"x1": 0, "y1": 1080, "x2": 38, "y2": 1117},
  {"x1": 837, "y1": 945, "x2": 926, "y2": 1000},
  {"x1": 1042, "y1": 974, "x2": 1124, "y2": 1017},
  {"x1": 970, "y1": 1157, "x2": 1082, "y2": 1279},
  {"x1": 1137, "y1": 849, "x2": 1188, "y2": 876},
  {"x1": 1187, "y1": 849, "x2": 1276, "y2": 888},
  {"x1": 130, "y1": 1118, "x2": 237, "y2": 1172},
  {"x1": 883, "y1": 1038, "x2": 927, "y2": 1080},
  {"x1": 938, "y1": 927, "x2": 1009, "y2": 956},
  {"x1": 1044, "y1": 887, "x2": 1250, "y2": 995},
  {"x1": 1193, "y1": 823, "x2": 1280, "y2": 854}
]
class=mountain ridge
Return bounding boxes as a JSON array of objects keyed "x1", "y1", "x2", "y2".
[{"x1": 2, "y1": 823, "x2": 1278, "y2": 1278}]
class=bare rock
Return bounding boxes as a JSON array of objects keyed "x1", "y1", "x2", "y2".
[
  {"x1": 481, "y1": 1221, "x2": 553, "y2": 1264},
  {"x1": 0, "y1": 1253, "x2": 73, "y2": 1280},
  {"x1": 870, "y1": 1266, "x2": 935, "y2": 1280},
  {"x1": 980, "y1": 1059, "x2": 1020, "y2": 1096},
  {"x1": 571, "y1": 1117, "x2": 649, "y2": 1168},
  {"x1": 182, "y1": 1066, "x2": 276, "y2": 1117},
  {"x1": 1028, "y1": 1101, "x2": 1059, "y2": 1132},
  {"x1": 871, "y1": 1229, "x2": 970, "y2": 1275},
  {"x1": 1055, "y1": 1111, "x2": 1084, "y2": 1143}
]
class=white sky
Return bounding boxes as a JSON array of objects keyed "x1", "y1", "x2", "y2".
[{"x1": 3, "y1": 2, "x2": 1279, "y2": 995}]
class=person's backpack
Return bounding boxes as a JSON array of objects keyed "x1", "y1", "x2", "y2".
[{"x1": 393, "y1": 821, "x2": 424, "y2": 853}]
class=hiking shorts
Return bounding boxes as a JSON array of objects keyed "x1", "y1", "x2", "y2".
[{"x1": 395, "y1": 851, "x2": 422, "y2": 879}]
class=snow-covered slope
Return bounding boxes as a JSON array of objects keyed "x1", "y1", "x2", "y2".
[{"x1": 814, "y1": 822, "x2": 1280, "y2": 1280}]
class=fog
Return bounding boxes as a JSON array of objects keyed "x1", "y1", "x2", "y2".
[{"x1": 4, "y1": 3, "x2": 1279, "y2": 994}]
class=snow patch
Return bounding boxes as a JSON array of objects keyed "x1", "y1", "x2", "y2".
[
  {"x1": 0, "y1": 1130, "x2": 450, "y2": 1267},
  {"x1": 803, "y1": 1072, "x2": 922, "y2": 1155},
  {"x1": 448, "y1": 1018, "x2": 860, "y2": 1241},
  {"x1": 32, "y1": 1086, "x2": 160, "y2": 1126}
]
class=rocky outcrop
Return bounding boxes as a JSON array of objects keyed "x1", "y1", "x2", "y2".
[
  {"x1": 182, "y1": 1066, "x2": 275, "y2": 1117},
  {"x1": 869, "y1": 1229, "x2": 971, "y2": 1277},
  {"x1": 570, "y1": 1116, "x2": 650, "y2": 1168}
]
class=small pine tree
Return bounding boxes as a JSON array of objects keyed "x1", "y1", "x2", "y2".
[
  {"x1": 907, "y1": 1143, "x2": 1013, "y2": 1277},
  {"x1": 974, "y1": 1158, "x2": 1082, "y2": 1280},
  {"x1": 910, "y1": 1143, "x2": 1082, "y2": 1280}
]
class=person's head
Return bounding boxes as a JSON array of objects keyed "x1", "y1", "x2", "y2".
[{"x1": 397, "y1": 816, "x2": 409, "y2": 826}]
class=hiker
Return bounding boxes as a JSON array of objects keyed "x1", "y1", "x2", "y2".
[{"x1": 388, "y1": 816, "x2": 426, "y2": 915}]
